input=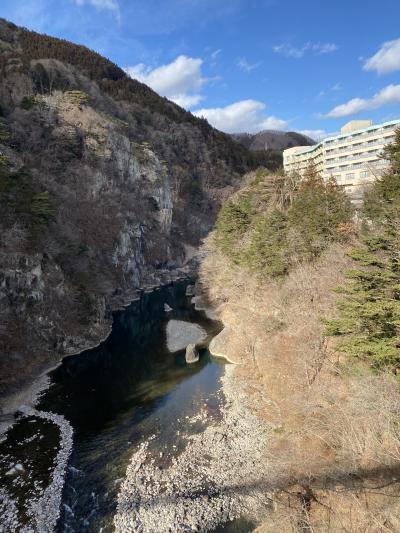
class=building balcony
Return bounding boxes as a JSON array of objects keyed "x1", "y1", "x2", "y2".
[
  {"x1": 324, "y1": 138, "x2": 393, "y2": 156},
  {"x1": 323, "y1": 133, "x2": 395, "y2": 151},
  {"x1": 325, "y1": 152, "x2": 383, "y2": 165}
]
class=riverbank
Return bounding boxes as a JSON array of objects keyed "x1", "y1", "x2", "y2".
[
  {"x1": 114, "y1": 363, "x2": 273, "y2": 532},
  {"x1": 0, "y1": 273, "x2": 195, "y2": 428},
  {"x1": 0, "y1": 263, "x2": 196, "y2": 415},
  {"x1": 197, "y1": 234, "x2": 400, "y2": 532},
  {"x1": 1, "y1": 276, "x2": 209, "y2": 531},
  {"x1": 0, "y1": 407, "x2": 73, "y2": 532}
]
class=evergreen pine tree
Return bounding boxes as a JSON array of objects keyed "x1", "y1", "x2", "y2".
[{"x1": 326, "y1": 128, "x2": 400, "y2": 370}]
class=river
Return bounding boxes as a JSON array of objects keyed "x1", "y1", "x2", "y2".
[{"x1": 0, "y1": 280, "x2": 256, "y2": 532}]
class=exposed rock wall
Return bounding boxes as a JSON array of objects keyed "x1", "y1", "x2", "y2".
[
  {"x1": 0, "y1": 18, "x2": 265, "y2": 398},
  {"x1": 0, "y1": 90, "x2": 178, "y2": 396}
]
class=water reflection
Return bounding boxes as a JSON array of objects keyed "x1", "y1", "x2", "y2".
[{"x1": 39, "y1": 281, "x2": 224, "y2": 531}]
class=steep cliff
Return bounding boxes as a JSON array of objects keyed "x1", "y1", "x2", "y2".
[{"x1": 0, "y1": 18, "x2": 271, "y2": 396}]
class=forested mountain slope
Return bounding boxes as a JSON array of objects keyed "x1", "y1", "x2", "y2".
[
  {"x1": 0, "y1": 18, "x2": 275, "y2": 396},
  {"x1": 232, "y1": 130, "x2": 315, "y2": 151}
]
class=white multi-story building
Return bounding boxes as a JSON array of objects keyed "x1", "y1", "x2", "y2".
[{"x1": 283, "y1": 119, "x2": 400, "y2": 199}]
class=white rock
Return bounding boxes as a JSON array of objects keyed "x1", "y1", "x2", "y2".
[{"x1": 166, "y1": 320, "x2": 207, "y2": 352}]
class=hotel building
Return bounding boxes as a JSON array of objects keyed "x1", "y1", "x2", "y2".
[{"x1": 283, "y1": 119, "x2": 400, "y2": 199}]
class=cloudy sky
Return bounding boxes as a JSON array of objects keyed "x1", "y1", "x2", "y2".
[{"x1": 1, "y1": 0, "x2": 400, "y2": 138}]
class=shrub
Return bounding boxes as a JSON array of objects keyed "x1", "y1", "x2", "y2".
[
  {"x1": 63, "y1": 90, "x2": 91, "y2": 106},
  {"x1": 215, "y1": 192, "x2": 254, "y2": 262},
  {"x1": 20, "y1": 95, "x2": 40, "y2": 110},
  {"x1": 0, "y1": 159, "x2": 55, "y2": 239},
  {"x1": 289, "y1": 172, "x2": 354, "y2": 261},
  {"x1": 244, "y1": 209, "x2": 289, "y2": 277}
]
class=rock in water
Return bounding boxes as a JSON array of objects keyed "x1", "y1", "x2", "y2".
[
  {"x1": 164, "y1": 303, "x2": 173, "y2": 312},
  {"x1": 185, "y1": 344, "x2": 199, "y2": 364},
  {"x1": 166, "y1": 320, "x2": 207, "y2": 352},
  {"x1": 185, "y1": 285, "x2": 195, "y2": 296}
]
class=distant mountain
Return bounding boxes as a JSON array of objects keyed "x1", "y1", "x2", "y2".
[{"x1": 232, "y1": 130, "x2": 315, "y2": 152}]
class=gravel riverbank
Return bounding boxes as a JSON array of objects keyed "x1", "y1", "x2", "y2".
[{"x1": 114, "y1": 363, "x2": 273, "y2": 532}]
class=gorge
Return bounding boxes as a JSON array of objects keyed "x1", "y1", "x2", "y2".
[
  {"x1": 0, "y1": 16, "x2": 277, "y2": 398},
  {"x1": 2, "y1": 14, "x2": 400, "y2": 533},
  {"x1": 0, "y1": 17, "x2": 275, "y2": 533}
]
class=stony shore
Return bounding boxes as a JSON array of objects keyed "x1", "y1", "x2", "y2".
[
  {"x1": 0, "y1": 275, "x2": 200, "y2": 532},
  {"x1": 114, "y1": 362, "x2": 273, "y2": 532},
  {"x1": 0, "y1": 407, "x2": 73, "y2": 532}
]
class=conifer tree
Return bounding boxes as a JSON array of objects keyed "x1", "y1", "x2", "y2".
[
  {"x1": 289, "y1": 162, "x2": 353, "y2": 259},
  {"x1": 215, "y1": 162, "x2": 353, "y2": 277},
  {"x1": 326, "y1": 128, "x2": 400, "y2": 369}
]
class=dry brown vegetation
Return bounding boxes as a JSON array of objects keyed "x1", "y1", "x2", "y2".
[{"x1": 199, "y1": 235, "x2": 400, "y2": 532}]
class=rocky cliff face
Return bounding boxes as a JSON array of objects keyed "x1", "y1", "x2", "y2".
[{"x1": 0, "y1": 18, "x2": 269, "y2": 397}]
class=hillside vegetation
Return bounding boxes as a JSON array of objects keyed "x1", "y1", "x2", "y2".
[
  {"x1": 200, "y1": 129, "x2": 400, "y2": 531},
  {"x1": 215, "y1": 162, "x2": 354, "y2": 277},
  {"x1": 0, "y1": 17, "x2": 281, "y2": 397}
]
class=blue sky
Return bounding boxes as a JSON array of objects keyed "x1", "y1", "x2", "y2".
[{"x1": 1, "y1": 0, "x2": 400, "y2": 138}]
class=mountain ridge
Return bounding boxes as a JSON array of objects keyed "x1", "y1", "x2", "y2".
[{"x1": 231, "y1": 129, "x2": 315, "y2": 152}]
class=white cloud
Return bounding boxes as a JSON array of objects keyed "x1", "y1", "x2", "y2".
[
  {"x1": 299, "y1": 129, "x2": 329, "y2": 140},
  {"x1": 124, "y1": 55, "x2": 206, "y2": 109},
  {"x1": 192, "y1": 100, "x2": 288, "y2": 134},
  {"x1": 74, "y1": 0, "x2": 120, "y2": 15},
  {"x1": 273, "y1": 43, "x2": 304, "y2": 59},
  {"x1": 318, "y1": 83, "x2": 342, "y2": 98},
  {"x1": 364, "y1": 38, "x2": 400, "y2": 75},
  {"x1": 211, "y1": 49, "x2": 222, "y2": 60},
  {"x1": 273, "y1": 41, "x2": 338, "y2": 59},
  {"x1": 315, "y1": 43, "x2": 338, "y2": 54},
  {"x1": 237, "y1": 57, "x2": 261, "y2": 72},
  {"x1": 172, "y1": 94, "x2": 204, "y2": 108},
  {"x1": 331, "y1": 82, "x2": 342, "y2": 91},
  {"x1": 325, "y1": 84, "x2": 400, "y2": 118}
]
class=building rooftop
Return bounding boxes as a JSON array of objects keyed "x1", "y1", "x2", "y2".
[
  {"x1": 284, "y1": 118, "x2": 400, "y2": 158},
  {"x1": 341, "y1": 120, "x2": 372, "y2": 134}
]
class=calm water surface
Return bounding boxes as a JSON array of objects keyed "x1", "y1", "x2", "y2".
[{"x1": 1, "y1": 281, "x2": 256, "y2": 532}]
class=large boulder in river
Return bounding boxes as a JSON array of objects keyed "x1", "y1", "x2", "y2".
[
  {"x1": 166, "y1": 320, "x2": 207, "y2": 352},
  {"x1": 185, "y1": 344, "x2": 199, "y2": 364}
]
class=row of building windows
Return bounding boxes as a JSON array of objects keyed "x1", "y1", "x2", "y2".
[
  {"x1": 325, "y1": 148, "x2": 382, "y2": 164},
  {"x1": 325, "y1": 137, "x2": 393, "y2": 155},
  {"x1": 317, "y1": 158, "x2": 388, "y2": 174},
  {"x1": 330, "y1": 170, "x2": 371, "y2": 183},
  {"x1": 285, "y1": 141, "x2": 391, "y2": 165}
]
